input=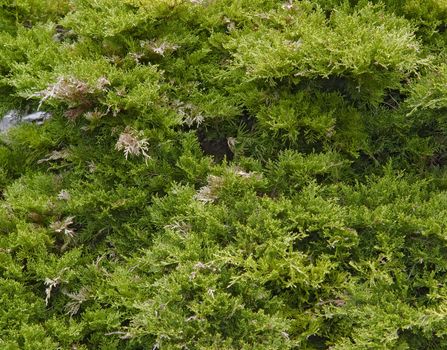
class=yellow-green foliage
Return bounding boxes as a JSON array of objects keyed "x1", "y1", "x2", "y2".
[{"x1": 2, "y1": 0, "x2": 447, "y2": 349}]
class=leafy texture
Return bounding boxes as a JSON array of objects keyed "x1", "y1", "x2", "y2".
[{"x1": 2, "y1": 0, "x2": 447, "y2": 349}]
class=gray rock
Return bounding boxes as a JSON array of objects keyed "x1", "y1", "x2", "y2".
[
  {"x1": 0, "y1": 110, "x2": 21, "y2": 133},
  {"x1": 0, "y1": 110, "x2": 51, "y2": 133},
  {"x1": 21, "y1": 111, "x2": 51, "y2": 125}
]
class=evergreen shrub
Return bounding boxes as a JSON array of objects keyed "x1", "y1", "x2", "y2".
[{"x1": 2, "y1": 0, "x2": 447, "y2": 348}]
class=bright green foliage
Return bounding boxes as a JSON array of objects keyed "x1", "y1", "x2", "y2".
[
  {"x1": 2, "y1": 0, "x2": 447, "y2": 349},
  {"x1": 226, "y1": 2, "x2": 423, "y2": 104}
]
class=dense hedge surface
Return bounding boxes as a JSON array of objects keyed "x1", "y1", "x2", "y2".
[{"x1": 2, "y1": 0, "x2": 447, "y2": 349}]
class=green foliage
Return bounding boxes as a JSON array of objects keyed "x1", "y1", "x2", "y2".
[
  {"x1": 225, "y1": 1, "x2": 424, "y2": 105},
  {"x1": 2, "y1": 0, "x2": 447, "y2": 349}
]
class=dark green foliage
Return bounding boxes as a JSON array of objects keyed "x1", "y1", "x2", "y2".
[{"x1": 2, "y1": 0, "x2": 447, "y2": 349}]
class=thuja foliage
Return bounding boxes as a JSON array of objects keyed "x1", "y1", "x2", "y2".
[{"x1": 2, "y1": 0, "x2": 447, "y2": 348}]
